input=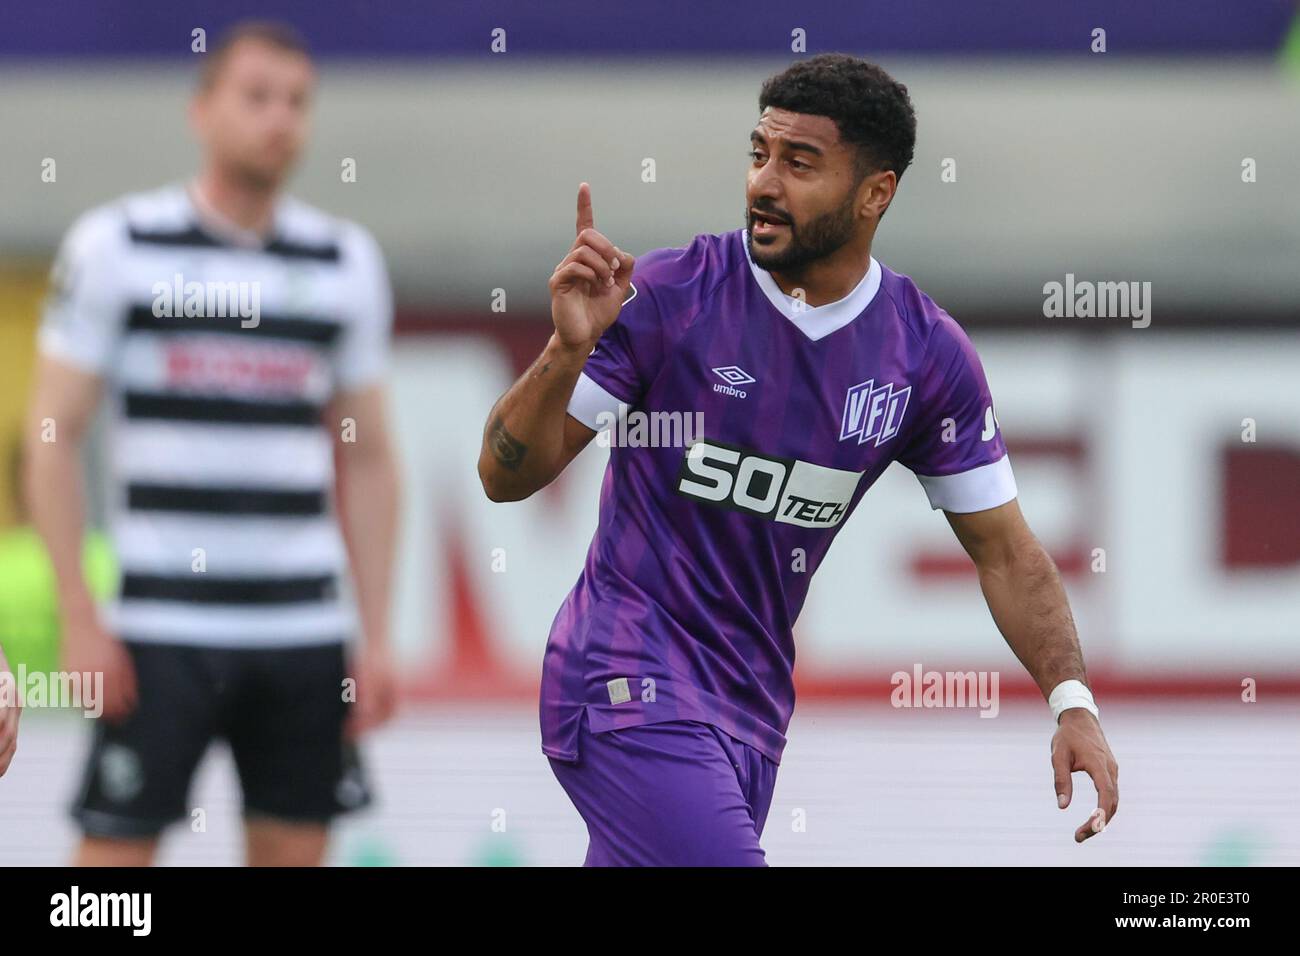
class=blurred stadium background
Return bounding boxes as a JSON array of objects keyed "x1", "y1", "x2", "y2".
[{"x1": 1, "y1": 1, "x2": 1298, "y2": 865}]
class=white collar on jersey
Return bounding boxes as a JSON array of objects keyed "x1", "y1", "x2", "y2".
[
  {"x1": 185, "y1": 180, "x2": 280, "y2": 248},
  {"x1": 742, "y1": 229, "x2": 882, "y2": 341}
]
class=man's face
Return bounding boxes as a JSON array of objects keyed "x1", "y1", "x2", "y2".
[
  {"x1": 192, "y1": 40, "x2": 315, "y2": 189},
  {"x1": 745, "y1": 107, "x2": 862, "y2": 273}
]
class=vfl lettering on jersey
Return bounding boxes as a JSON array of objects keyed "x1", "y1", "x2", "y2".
[
  {"x1": 676, "y1": 439, "x2": 863, "y2": 528},
  {"x1": 840, "y1": 378, "x2": 911, "y2": 447}
]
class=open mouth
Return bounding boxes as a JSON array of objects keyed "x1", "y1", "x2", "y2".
[{"x1": 750, "y1": 210, "x2": 790, "y2": 238}]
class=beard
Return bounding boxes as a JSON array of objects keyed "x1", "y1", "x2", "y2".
[
  {"x1": 746, "y1": 189, "x2": 857, "y2": 273},
  {"x1": 223, "y1": 141, "x2": 298, "y2": 194},
  {"x1": 215, "y1": 161, "x2": 283, "y2": 198}
]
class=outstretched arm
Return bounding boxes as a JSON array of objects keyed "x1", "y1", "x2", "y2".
[
  {"x1": 946, "y1": 499, "x2": 1119, "y2": 843},
  {"x1": 478, "y1": 183, "x2": 634, "y2": 502}
]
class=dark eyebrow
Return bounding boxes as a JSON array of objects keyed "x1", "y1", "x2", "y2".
[
  {"x1": 785, "y1": 140, "x2": 823, "y2": 157},
  {"x1": 748, "y1": 129, "x2": 823, "y2": 157}
]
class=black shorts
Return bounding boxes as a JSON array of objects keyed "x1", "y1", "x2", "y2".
[{"x1": 71, "y1": 641, "x2": 372, "y2": 838}]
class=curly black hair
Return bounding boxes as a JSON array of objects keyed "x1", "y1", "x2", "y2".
[{"x1": 758, "y1": 53, "x2": 917, "y2": 184}]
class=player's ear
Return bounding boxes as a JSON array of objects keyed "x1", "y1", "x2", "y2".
[{"x1": 858, "y1": 169, "x2": 897, "y2": 222}]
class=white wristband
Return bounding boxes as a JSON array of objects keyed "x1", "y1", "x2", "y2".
[{"x1": 1048, "y1": 679, "x2": 1099, "y2": 722}]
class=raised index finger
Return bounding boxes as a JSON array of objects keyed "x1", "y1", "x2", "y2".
[{"x1": 575, "y1": 182, "x2": 594, "y2": 237}]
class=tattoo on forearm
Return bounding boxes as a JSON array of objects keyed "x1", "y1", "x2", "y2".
[{"x1": 489, "y1": 416, "x2": 527, "y2": 471}]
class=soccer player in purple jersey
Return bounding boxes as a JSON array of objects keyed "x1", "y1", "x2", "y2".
[{"x1": 478, "y1": 54, "x2": 1118, "y2": 865}]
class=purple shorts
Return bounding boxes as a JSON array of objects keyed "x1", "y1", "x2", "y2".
[{"x1": 547, "y1": 711, "x2": 779, "y2": 866}]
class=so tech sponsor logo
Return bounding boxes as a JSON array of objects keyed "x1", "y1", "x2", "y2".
[{"x1": 676, "y1": 439, "x2": 863, "y2": 528}]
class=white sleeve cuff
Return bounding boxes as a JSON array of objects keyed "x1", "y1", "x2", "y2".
[
  {"x1": 566, "y1": 371, "x2": 627, "y2": 432},
  {"x1": 915, "y1": 455, "x2": 1017, "y2": 513}
]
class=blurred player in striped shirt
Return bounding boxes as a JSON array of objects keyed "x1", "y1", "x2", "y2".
[{"x1": 24, "y1": 22, "x2": 400, "y2": 865}]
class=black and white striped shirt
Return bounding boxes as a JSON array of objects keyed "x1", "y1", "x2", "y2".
[{"x1": 40, "y1": 184, "x2": 392, "y2": 648}]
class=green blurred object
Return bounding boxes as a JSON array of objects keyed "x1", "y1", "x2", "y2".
[
  {"x1": 475, "y1": 835, "x2": 525, "y2": 867},
  {"x1": 346, "y1": 834, "x2": 400, "y2": 867},
  {"x1": 0, "y1": 527, "x2": 116, "y2": 675},
  {"x1": 1283, "y1": 8, "x2": 1300, "y2": 77},
  {"x1": 1201, "y1": 827, "x2": 1264, "y2": 867}
]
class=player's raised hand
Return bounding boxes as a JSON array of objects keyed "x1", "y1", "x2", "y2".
[
  {"x1": 548, "y1": 183, "x2": 636, "y2": 351},
  {"x1": 1051, "y1": 709, "x2": 1119, "y2": 843}
]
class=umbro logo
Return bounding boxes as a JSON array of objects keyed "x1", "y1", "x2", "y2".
[
  {"x1": 712, "y1": 366, "x2": 756, "y2": 386},
  {"x1": 712, "y1": 365, "x2": 755, "y2": 398}
]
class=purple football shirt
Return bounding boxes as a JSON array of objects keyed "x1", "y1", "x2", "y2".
[{"x1": 544, "y1": 228, "x2": 1016, "y2": 763}]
